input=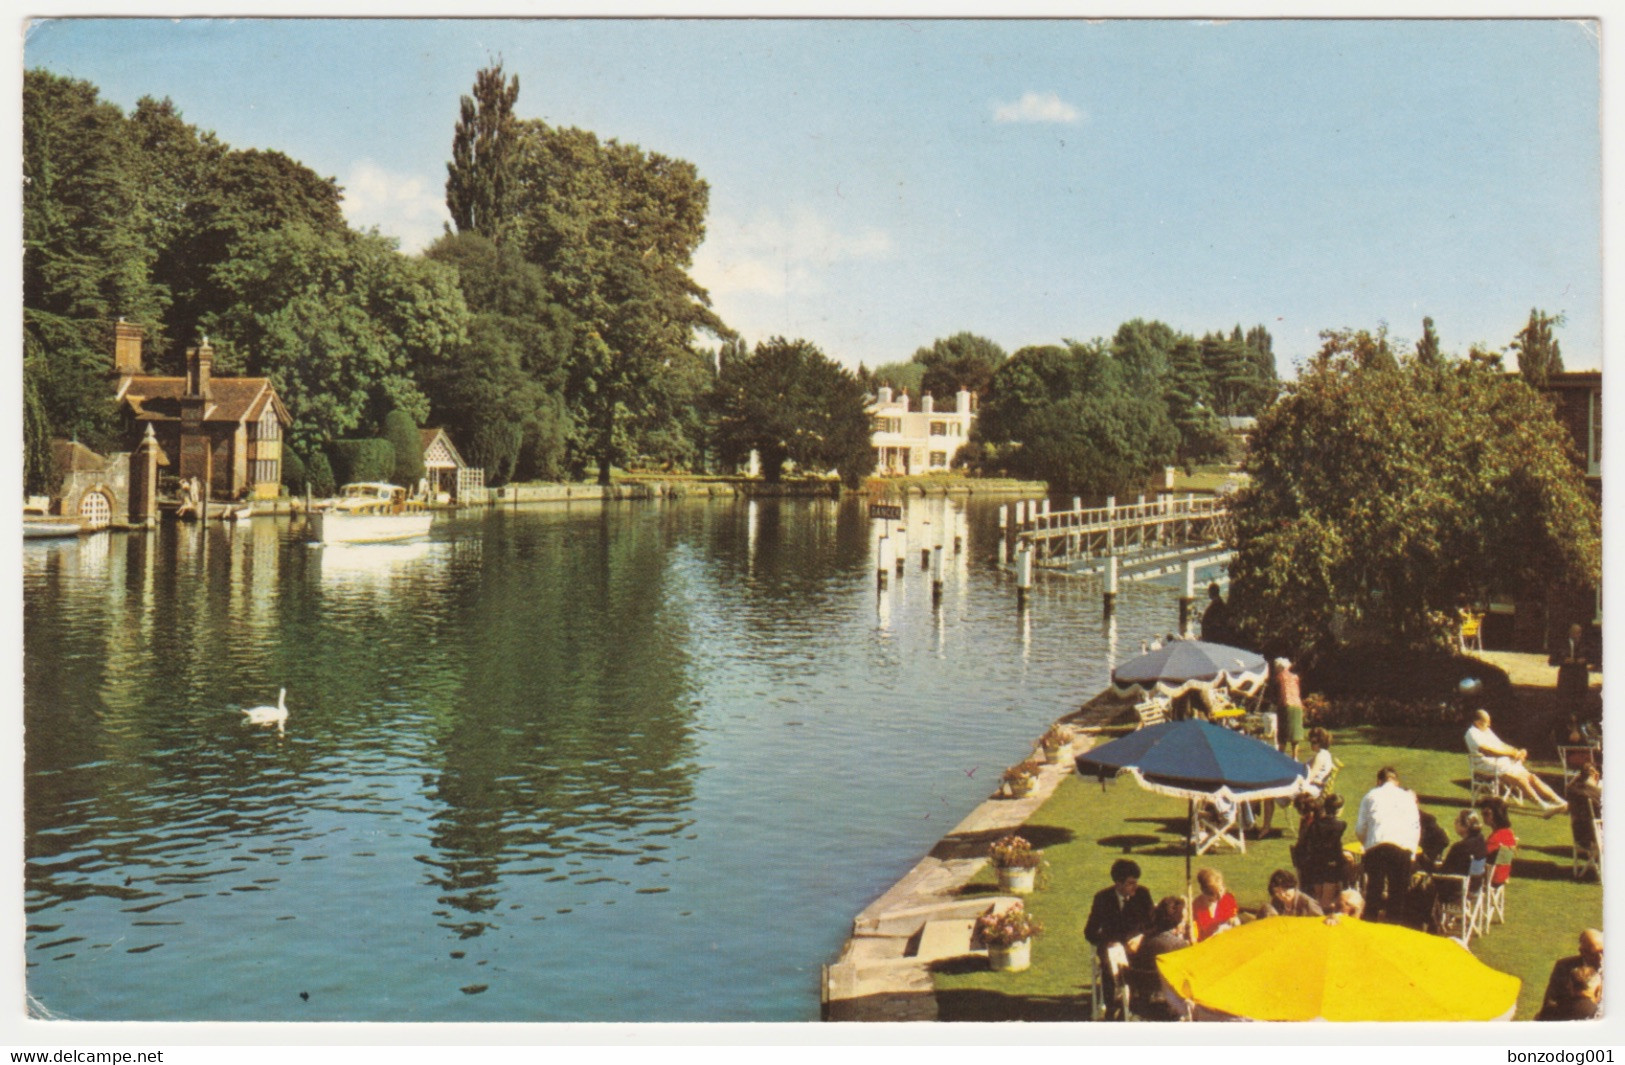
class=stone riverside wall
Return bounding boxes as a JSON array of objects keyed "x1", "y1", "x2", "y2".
[{"x1": 821, "y1": 717, "x2": 1114, "y2": 1022}]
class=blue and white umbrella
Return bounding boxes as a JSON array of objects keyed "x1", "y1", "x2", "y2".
[{"x1": 1111, "y1": 639, "x2": 1269, "y2": 701}]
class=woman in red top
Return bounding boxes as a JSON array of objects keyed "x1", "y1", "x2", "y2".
[
  {"x1": 1478, "y1": 796, "x2": 1517, "y2": 886},
  {"x1": 1192, "y1": 867, "x2": 1239, "y2": 941}
]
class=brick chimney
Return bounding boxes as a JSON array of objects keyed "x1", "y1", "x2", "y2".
[
  {"x1": 112, "y1": 319, "x2": 143, "y2": 376},
  {"x1": 922, "y1": 394, "x2": 934, "y2": 414},
  {"x1": 186, "y1": 337, "x2": 213, "y2": 401}
]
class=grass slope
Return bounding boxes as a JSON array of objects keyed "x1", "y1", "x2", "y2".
[{"x1": 932, "y1": 724, "x2": 1601, "y2": 1022}]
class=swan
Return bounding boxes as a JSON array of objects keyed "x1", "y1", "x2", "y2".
[{"x1": 242, "y1": 688, "x2": 289, "y2": 733}]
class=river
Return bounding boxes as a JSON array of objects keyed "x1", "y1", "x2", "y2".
[{"x1": 23, "y1": 494, "x2": 1182, "y2": 1022}]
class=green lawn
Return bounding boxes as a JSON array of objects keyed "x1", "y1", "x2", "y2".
[{"x1": 932, "y1": 724, "x2": 1601, "y2": 1021}]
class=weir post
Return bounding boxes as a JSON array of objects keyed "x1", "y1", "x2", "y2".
[
  {"x1": 931, "y1": 545, "x2": 944, "y2": 605},
  {"x1": 894, "y1": 527, "x2": 908, "y2": 574},
  {"x1": 1104, "y1": 555, "x2": 1118, "y2": 618},
  {"x1": 1178, "y1": 559, "x2": 1198, "y2": 636},
  {"x1": 1015, "y1": 545, "x2": 1033, "y2": 609},
  {"x1": 877, "y1": 535, "x2": 891, "y2": 589}
]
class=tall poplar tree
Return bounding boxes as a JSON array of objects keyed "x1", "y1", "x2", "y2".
[
  {"x1": 1511, "y1": 308, "x2": 1565, "y2": 389},
  {"x1": 446, "y1": 63, "x2": 520, "y2": 242}
]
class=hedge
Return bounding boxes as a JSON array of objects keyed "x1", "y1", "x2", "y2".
[{"x1": 326, "y1": 438, "x2": 396, "y2": 487}]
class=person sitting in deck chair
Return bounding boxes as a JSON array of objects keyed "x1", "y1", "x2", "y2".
[{"x1": 1466, "y1": 710, "x2": 1566, "y2": 813}]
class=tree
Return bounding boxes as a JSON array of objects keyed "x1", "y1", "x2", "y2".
[
  {"x1": 1109, "y1": 319, "x2": 1180, "y2": 391},
  {"x1": 712, "y1": 337, "x2": 875, "y2": 486},
  {"x1": 1415, "y1": 316, "x2": 1443, "y2": 368},
  {"x1": 383, "y1": 409, "x2": 425, "y2": 486},
  {"x1": 1227, "y1": 343, "x2": 1600, "y2": 657},
  {"x1": 1511, "y1": 308, "x2": 1565, "y2": 389},
  {"x1": 306, "y1": 451, "x2": 337, "y2": 497},
  {"x1": 866, "y1": 359, "x2": 925, "y2": 396},
  {"x1": 422, "y1": 231, "x2": 575, "y2": 483},
  {"x1": 976, "y1": 341, "x2": 1177, "y2": 496},
  {"x1": 446, "y1": 62, "x2": 521, "y2": 242},
  {"x1": 1163, "y1": 337, "x2": 1230, "y2": 467},
  {"x1": 205, "y1": 224, "x2": 468, "y2": 453},
  {"x1": 510, "y1": 122, "x2": 725, "y2": 484},
  {"x1": 912, "y1": 332, "x2": 1006, "y2": 405}
]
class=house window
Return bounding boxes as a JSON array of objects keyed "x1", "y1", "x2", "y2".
[
  {"x1": 249, "y1": 407, "x2": 282, "y2": 487},
  {"x1": 929, "y1": 451, "x2": 948, "y2": 468},
  {"x1": 872, "y1": 416, "x2": 902, "y2": 435},
  {"x1": 929, "y1": 421, "x2": 947, "y2": 438}
]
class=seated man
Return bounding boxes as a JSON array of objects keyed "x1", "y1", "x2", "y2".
[
  {"x1": 1466, "y1": 710, "x2": 1566, "y2": 812},
  {"x1": 1539, "y1": 929, "x2": 1604, "y2": 1020},
  {"x1": 1259, "y1": 868, "x2": 1324, "y2": 918},
  {"x1": 1127, "y1": 896, "x2": 1190, "y2": 1020},
  {"x1": 1085, "y1": 858, "x2": 1154, "y2": 1021}
]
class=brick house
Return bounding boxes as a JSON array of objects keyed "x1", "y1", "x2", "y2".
[{"x1": 111, "y1": 322, "x2": 291, "y2": 501}]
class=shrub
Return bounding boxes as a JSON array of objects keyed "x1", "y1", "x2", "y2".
[
  {"x1": 382, "y1": 409, "x2": 424, "y2": 486},
  {"x1": 326, "y1": 438, "x2": 396, "y2": 486},
  {"x1": 306, "y1": 452, "x2": 337, "y2": 498},
  {"x1": 281, "y1": 448, "x2": 307, "y2": 495}
]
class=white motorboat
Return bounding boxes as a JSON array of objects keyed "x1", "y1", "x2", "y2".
[{"x1": 307, "y1": 483, "x2": 432, "y2": 545}]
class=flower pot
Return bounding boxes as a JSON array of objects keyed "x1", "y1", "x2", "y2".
[
  {"x1": 1043, "y1": 743, "x2": 1068, "y2": 765},
  {"x1": 997, "y1": 865, "x2": 1037, "y2": 895},
  {"x1": 987, "y1": 939, "x2": 1032, "y2": 972}
]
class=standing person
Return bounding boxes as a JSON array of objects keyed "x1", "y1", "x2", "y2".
[
  {"x1": 1355, "y1": 767, "x2": 1421, "y2": 923},
  {"x1": 1466, "y1": 710, "x2": 1567, "y2": 811},
  {"x1": 1200, "y1": 583, "x2": 1231, "y2": 644},
  {"x1": 1297, "y1": 792, "x2": 1349, "y2": 912},
  {"x1": 1084, "y1": 859, "x2": 1154, "y2": 1021},
  {"x1": 1551, "y1": 622, "x2": 1595, "y2": 722},
  {"x1": 1272, "y1": 657, "x2": 1305, "y2": 760}
]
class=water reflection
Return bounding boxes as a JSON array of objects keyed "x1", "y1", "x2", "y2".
[{"x1": 25, "y1": 496, "x2": 1185, "y2": 1021}]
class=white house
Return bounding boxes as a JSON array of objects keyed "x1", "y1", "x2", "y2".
[{"x1": 868, "y1": 387, "x2": 976, "y2": 475}]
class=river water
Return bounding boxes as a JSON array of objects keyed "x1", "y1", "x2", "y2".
[{"x1": 23, "y1": 495, "x2": 1182, "y2": 1022}]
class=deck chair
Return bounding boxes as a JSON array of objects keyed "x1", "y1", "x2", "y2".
[
  {"x1": 1192, "y1": 796, "x2": 1246, "y2": 855},
  {"x1": 1469, "y1": 759, "x2": 1516, "y2": 804},
  {"x1": 1556, "y1": 745, "x2": 1600, "y2": 790},
  {"x1": 1458, "y1": 612, "x2": 1484, "y2": 653},
  {"x1": 1431, "y1": 859, "x2": 1488, "y2": 948},
  {"x1": 1090, "y1": 945, "x2": 1133, "y2": 1021},
  {"x1": 1133, "y1": 698, "x2": 1168, "y2": 729},
  {"x1": 1484, "y1": 844, "x2": 1516, "y2": 927},
  {"x1": 1573, "y1": 800, "x2": 1602, "y2": 882}
]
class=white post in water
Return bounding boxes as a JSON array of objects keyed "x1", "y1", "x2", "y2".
[
  {"x1": 877, "y1": 535, "x2": 891, "y2": 588},
  {"x1": 1105, "y1": 495, "x2": 1116, "y2": 556},
  {"x1": 1016, "y1": 545, "x2": 1033, "y2": 609},
  {"x1": 894, "y1": 527, "x2": 908, "y2": 574},
  {"x1": 1104, "y1": 554, "x2": 1119, "y2": 617},
  {"x1": 1179, "y1": 559, "x2": 1198, "y2": 635},
  {"x1": 931, "y1": 545, "x2": 945, "y2": 605}
]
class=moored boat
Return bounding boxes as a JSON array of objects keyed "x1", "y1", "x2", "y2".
[
  {"x1": 307, "y1": 483, "x2": 432, "y2": 545},
  {"x1": 23, "y1": 517, "x2": 83, "y2": 539}
]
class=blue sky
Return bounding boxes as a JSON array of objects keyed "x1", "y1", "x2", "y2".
[{"x1": 24, "y1": 17, "x2": 1603, "y2": 374}]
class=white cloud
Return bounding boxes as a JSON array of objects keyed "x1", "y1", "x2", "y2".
[
  {"x1": 693, "y1": 207, "x2": 893, "y2": 298},
  {"x1": 993, "y1": 91, "x2": 1084, "y2": 125},
  {"x1": 340, "y1": 161, "x2": 451, "y2": 254}
]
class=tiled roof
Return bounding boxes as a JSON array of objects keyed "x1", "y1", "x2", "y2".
[
  {"x1": 51, "y1": 439, "x2": 106, "y2": 475},
  {"x1": 118, "y1": 374, "x2": 287, "y2": 425}
]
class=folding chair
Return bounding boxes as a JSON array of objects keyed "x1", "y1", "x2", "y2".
[
  {"x1": 1458, "y1": 612, "x2": 1483, "y2": 653},
  {"x1": 1134, "y1": 698, "x2": 1168, "y2": 729},
  {"x1": 1556, "y1": 745, "x2": 1600, "y2": 790},
  {"x1": 1431, "y1": 859, "x2": 1488, "y2": 948},
  {"x1": 1090, "y1": 945, "x2": 1133, "y2": 1021},
  {"x1": 1469, "y1": 759, "x2": 1516, "y2": 805},
  {"x1": 1484, "y1": 844, "x2": 1515, "y2": 927},
  {"x1": 1573, "y1": 800, "x2": 1602, "y2": 883},
  {"x1": 1192, "y1": 797, "x2": 1246, "y2": 855}
]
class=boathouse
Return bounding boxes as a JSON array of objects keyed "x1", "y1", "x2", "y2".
[
  {"x1": 868, "y1": 386, "x2": 976, "y2": 475},
  {"x1": 111, "y1": 322, "x2": 291, "y2": 501},
  {"x1": 420, "y1": 427, "x2": 484, "y2": 502}
]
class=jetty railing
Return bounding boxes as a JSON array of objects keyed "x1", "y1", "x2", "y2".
[{"x1": 1005, "y1": 493, "x2": 1232, "y2": 566}]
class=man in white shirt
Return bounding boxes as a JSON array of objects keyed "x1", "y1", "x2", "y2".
[
  {"x1": 1466, "y1": 709, "x2": 1566, "y2": 811},
  {"x1": 1355, "y1": 767, "x2": 1421, "y2": 923}
]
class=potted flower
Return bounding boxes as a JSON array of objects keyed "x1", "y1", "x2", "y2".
[
  {"x1": 974, "y1": 902, "x2": 1043, "y2": 972},
  {"x1": 988, "y1": 833, "x2": 1042, "y2": 895},
  {"x1": 1038, "y1": 724, "x2": 1071, "y2": 764},
  {"x1": 1001, "y1": 761, "x2": 1041, "y2": 799}
]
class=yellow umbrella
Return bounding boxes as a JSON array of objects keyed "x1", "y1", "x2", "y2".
[{"x1": 1156, "y1": 915, "x2": 1521, "y2": 1022}]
